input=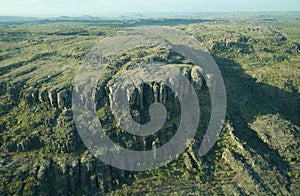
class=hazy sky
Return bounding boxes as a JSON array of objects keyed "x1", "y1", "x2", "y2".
[{"x1": 0, "y1": 0, "x2": 299, "y2": 17}]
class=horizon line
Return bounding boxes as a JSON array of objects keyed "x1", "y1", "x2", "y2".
[{"x1": 0, "y1": 10, "x2": 300, "y2": 18}]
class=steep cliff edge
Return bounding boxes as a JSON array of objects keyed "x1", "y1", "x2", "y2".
[{"x1": 0, "y1": 19, "x2": 300, "y2": 195}]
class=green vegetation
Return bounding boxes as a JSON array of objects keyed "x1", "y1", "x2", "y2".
[{"x1": 0, "y1": 13, "x2": 299, "y2": 195}]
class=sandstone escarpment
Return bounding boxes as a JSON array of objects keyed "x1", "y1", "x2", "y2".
[{"x1": 1, "y1": 20, "x2": 300, "y2": 195}]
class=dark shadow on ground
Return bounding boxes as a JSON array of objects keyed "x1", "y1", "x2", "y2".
[
  {"x1": 211, "y1": 54, "x2": 300, "y2": 189},
  {"x1": 212, "y1": 54, "x2": 300, "y2": 126}
]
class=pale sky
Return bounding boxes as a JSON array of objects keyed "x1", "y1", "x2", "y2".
[{"x1": 0, "y1": 0, "x2": 299, "y2": 17}]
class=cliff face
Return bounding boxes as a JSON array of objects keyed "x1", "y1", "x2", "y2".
[
  {"x1": 1, "y1": 19, "x2": 300, "y2": 195},
  {"x1": 0, "y1": 38, "x2": 209, "y2": 194}
]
